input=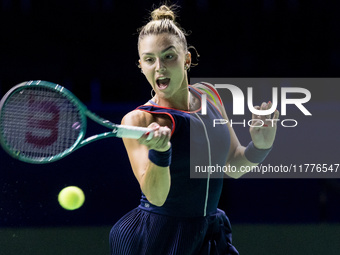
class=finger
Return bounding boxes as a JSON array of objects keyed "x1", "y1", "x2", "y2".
[
  {"x1": 139, "y1": 126, "x2": 161, "y2": 144},
  {"x1": 266, "y1": 101, "x2": 272, "y2": 116},
  {"x1": 267, "y1": 101, "x2": 272, "y2": 109},
  {"x1": 263, "y1": 109, "x2": 280, "y2": 128},
  {"x1": 260, "y1": 101, "x2": 269, "y2": 118},
  {"x1": 151, "y1": 128, "x2": 170, "y2": 150},
  {"x1": 261, "y1": 101, "x2": 275, "y2": 120},
  {"x1": 273, "y1": 109, "x2": 280, "y2": 120},
  {"x1": 148, "y1": 122, "x2": 160, "y2": 130},
  {"x1": 160, "y1": 129, "x2": 171, "y2": 150},
  {"x1": 140, "y1": 125, "x2": 158, "y2": 141},
  {"x1": 251, "y1": 105, "x2": 262, "y2": 127},
  {"x1": 144, "y1": 122, "x2": 161, "y2": 141},
  {"x1": 158, "y1": 127, "x2": 170, "y2": 142},
  {"x1": 251, "y1": 105, "x2": 260, "y2": 118},
  {"x1": 252, "y1": 120, "x2": 265, "y2": 128},
  {"x1": 260, "y1": 102, "x2": 267, "y2": 111},
  {"x1": 138, "y1": 132, "x2": 155, "y2": 144}
]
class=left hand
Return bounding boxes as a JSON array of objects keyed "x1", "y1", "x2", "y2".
[{"x1": 249, "y1": 101, "x2": 280, "y2": 149}]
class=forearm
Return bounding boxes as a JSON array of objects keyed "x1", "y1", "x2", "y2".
[
  {"x1": 227, "y1": 142, "x2": 272, "y2": 178},
  {"x1": 121, "y1": 113, "x2": 172, "y2": 206},
  {"x1": 140, "y1": 163, "x2": 170, "y2": 206},
  {"x1": 226, "y1": 145, "x2": 258, "y2": 179}
]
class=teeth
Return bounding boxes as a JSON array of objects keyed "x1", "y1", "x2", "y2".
[{"x1": 158, "y1": 77, "x2": 167, "y2": 80}]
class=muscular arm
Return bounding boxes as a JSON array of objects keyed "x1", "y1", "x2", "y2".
[{"x1": 121, "y1": 110, "x2": 171, "y2": 206}]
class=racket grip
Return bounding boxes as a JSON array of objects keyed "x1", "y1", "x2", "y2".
[{"x1": 115, "y1": 125, "x2": 153, "y2": 140}]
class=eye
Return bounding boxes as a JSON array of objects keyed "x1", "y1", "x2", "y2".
[
  {"x1": 144, "y1": 57, "x2": 155, "y2": 63},
  {"x1": 165, "y1": 53, "x2": 178, "y2": 61},
  {"x1": 165, "y1": 54, "x2": 174, "y2": 59}
]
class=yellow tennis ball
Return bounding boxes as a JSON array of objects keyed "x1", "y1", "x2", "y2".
[{"x1": 58, "y1": 186, "x2": 85, "y2": 210}]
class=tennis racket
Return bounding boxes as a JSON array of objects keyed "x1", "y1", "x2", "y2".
[{"x1": 0, "y1": 80, "x2": 153, "y2": 164}]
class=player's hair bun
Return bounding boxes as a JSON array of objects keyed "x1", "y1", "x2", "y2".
[
  {"x1": 151, "y1": 5, "x2": 176, "y2": 21},
  {"x1": 138, "y1": 4, "x2": 192, "y2": 56}
]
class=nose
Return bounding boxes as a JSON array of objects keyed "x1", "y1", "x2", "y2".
[{"x1": 155, "y1": 59, "x2": 166, "y2": 73}]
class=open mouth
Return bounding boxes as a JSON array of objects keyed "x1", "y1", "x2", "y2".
[{"x1": 156, "y1": 77, "x2": 170, "y2": 90}]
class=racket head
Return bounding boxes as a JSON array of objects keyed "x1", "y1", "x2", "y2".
[{"x1": 0, "y1": 80, "x2": 87, "y2": 163}]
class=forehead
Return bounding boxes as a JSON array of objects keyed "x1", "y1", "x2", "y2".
[{"x1": 139, "y1": 34, "x2": 183, "y2": 55}]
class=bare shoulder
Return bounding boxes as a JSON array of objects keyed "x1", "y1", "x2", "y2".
[{"x1": 121, "y1": 110, "x2": 153, "y2": 127}]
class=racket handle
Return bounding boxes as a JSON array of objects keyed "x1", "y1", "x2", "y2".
[{"x1": 115, "y1": 125, "x2": 153, "y2": 140}]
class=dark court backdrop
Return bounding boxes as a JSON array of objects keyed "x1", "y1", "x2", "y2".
[{"x1": 1, "y1": 0, "x2": 340, "y2": 254}]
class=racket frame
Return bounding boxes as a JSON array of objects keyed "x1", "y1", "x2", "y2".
[{"x1": 0, "y1": 80, "x2": 151, "y2": 164}]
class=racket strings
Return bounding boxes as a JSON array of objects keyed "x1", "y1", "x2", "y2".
[{"x1": 0, "y1": 87, "x2": 83, "y2": 161}]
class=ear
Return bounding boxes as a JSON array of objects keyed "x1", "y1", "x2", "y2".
[
  {"x1": 184, "y1": 52, "x2": 192, "y2": 71},
  {"x1": 185, "y1": 52, "x2": 192, "y2": 65},
  {"x1": 138, "y1": 60, "x2": 145, "y2": 74}
]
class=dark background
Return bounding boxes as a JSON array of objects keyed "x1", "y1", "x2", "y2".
[{"x1": 1, "y1": 0, "x2": 340, "y2": 230}]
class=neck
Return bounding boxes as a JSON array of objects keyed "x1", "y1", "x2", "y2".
[
  {"x1": 152, "y1": 80, "x2": 191, "y2": 111},
  {"x1": 153, "y1": 87, "x2": 190, "y2": 110}
]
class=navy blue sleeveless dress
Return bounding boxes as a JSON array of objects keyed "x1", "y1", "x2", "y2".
[{"x1": 110, "y1": 85, "x2": 239, "y2": 255}]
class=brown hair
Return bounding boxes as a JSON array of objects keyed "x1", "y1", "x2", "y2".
[{"x1": 138, "y1": 5, "x2": 188, "y2": 52}]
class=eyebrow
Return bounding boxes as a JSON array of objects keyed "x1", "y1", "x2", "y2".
[{"x1": 141, "y1": 46, "x2": 176, "y2": 56}]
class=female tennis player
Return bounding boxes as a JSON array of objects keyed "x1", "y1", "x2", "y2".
[{"x1": 110, "y1": 4, "x2": 279, "y2": 255}]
